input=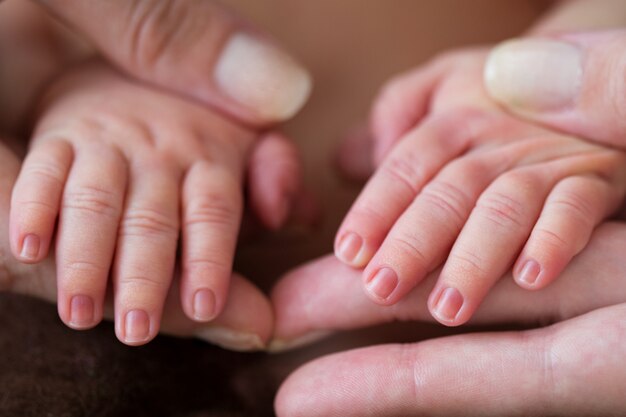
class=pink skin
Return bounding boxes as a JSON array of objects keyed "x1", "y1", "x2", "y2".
[
  {"x1": 488, "y1": 31, "x2": 626, "y2": 149},
  {"x1": 8, "y1": 60, "x2": 302, "y2": 345},
  {"x1": 0, "y1": 139, "x2": 273, "y2": 349},
  {"x1": 36, "y1": 0, "x2": 311, "y2": 127},
  {"x1": 248, "y1": 132, "x2": 302, "y2": 230},
  {"x1": 273, "y1": 223, "x2": 626, "y2": 416},
  {"x1": 333, "y1": 48, "x2": 626, "y2": 326}
]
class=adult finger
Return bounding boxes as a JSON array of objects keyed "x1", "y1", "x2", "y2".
[
  {"x1": 6, "y1": 257, "x2": 273, "y2": 351},
  {"x1": 276, "y1": 304, "x2": 626, "y2": 417},
  {"x1": 271, "y1": 222, "x2": 626, "y2": 348},
  {"x1": 36, "y1": 0, "x2": 312, "y2": 125},
  {"x1": 485, "y1": 30, "x2": 626, "y2": 147},
  {"x1": 150, "y1": 273, "x2": 274, "y2": 352}
]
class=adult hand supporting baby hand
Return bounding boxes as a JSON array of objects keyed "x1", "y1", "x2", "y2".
[
  {"x1": 34, "y1": 0, "x2": 312, "y2": 125},
  {"x1": 485, "y1": 29, "x2": 626, "y2": 148},
  {"x1": 272, "y1": 223, "x2": 626, "y2": 416}
]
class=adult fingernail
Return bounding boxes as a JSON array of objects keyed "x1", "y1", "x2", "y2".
[
  {"x1": 193, "y1": 288, "x2": 216, "y2": 321},
  {"x1": 335, "y1": 232, "x2": 364, "y2": 265},
  {"x1": 69, "y1": 295, "x2": 94, "y2": 329},
  {"x1": 215, "y1": 32, "x2": 312, "y2": 121},
  {"x1": 20, "y1": 234, "x2": 40, "y2": 261},
  {"x1": 267, "y1": 330, "x2": 332, "y2": 353},
  {"x1": 432, "y1": 287, "x2": 464, "y2": 323},
  {"x1": 518, "y1": 259, "x2": 541, "y2": 286},
  {"x1": 124, "y1": 310, "x2": 151, "y2": 345},
  {"x1": 196, "y1": 327, "x2": 265, "y2": 352},
  {"x1": 484, "y1": 39, "x2": 582, "y2": 111},
  {"x1": 366, "y1": 267, "x2": 398, "y2": 301}
]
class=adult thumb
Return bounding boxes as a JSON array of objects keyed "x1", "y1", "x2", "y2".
[
  {"x1": 35, "y1": 0, "x2": 312, "y2": 125},
  {"x1": 484, "y1": 30, "x2": 626, "y2": 147}
]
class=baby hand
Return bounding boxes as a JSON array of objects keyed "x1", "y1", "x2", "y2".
[
  {"x1": 9, "y1": 60, "x2": 301, "y2": 345},
  {"x1": 335, "y1": 48, "x2": 626, "y2": 326}
]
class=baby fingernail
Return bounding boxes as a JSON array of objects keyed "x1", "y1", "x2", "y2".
[
  {"x1": 484, "y1": 39, "x2": 582, "y2": 111},
  {"x1": 518, "y1": 259, "x2": 541, "y2": 286},
  {"x1": 193, "y1": 288, "x2": 216, "y2": 321},
  {"x1": 69, "y1": 295, "x2": 94, "y2": 329},
  {"x1": 366, "y1": 267, "x2": 398, "y2": 301},
  {"x1": 432, "y1": 287, "x2": 464, "y2": 323},
  {"x1": 20, "y1": 234, "x2": 40, "y2": 261},
  {"x1": 215, "y1": 32, "x2": 312, "y2": 121},
  {"x1": 196, "y1": 327, "x2": 265, "y2": 352},
  {"x1": 124, "y1": 309, "x2": 151, "y2": 345},
  {"x1": 336, "y1": 232, "x2": 364, "y2": 265}
]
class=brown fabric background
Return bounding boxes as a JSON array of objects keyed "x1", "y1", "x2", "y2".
[{"x1": 0, "y1": 293, "x2": 277, "y2": 416}]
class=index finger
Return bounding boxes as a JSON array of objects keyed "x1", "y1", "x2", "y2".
[{"x1": 276, "y1": 304, "x2": 626, "y2": 417}]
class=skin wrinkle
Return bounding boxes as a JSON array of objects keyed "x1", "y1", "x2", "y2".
[
  {"x1": 126, "y1": 0, "x2": 172, "y2": 71},
  {"x1": 537, "y1": 328, "x2": 559, "y2": 413}
]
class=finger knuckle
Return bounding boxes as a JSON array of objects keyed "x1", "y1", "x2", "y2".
[
  {"x1": 532, "y1": 331, "x2": 561, "y2": 410},
  {"x1": 125, "y1": 0, "x2": 191, "y2": 70},
  {"x1": 63, "y1": 185, "x2": 121, "y2": 219},
  {"x1": 62, "y1": 118, "x2": 109, "y2": 141},
  {"x1": 119, "y1": 274, "x2": 168, "y2": 292},
  {"x1": 548, "y1": 190, "x2": 595, "y2": 226},
  {"x1": 185, "y1": 192, "x2": 241, "y2": 230},
  {"x1": 121, "y1": 206, "x2": 178, "y2": 239},
  {"x1": 428, "y1": 107, "x2": 491, "y2": 146},
  {"x1": 185, "y1": 258, "x2": 230, "y2": 280},
  {"x1": 347, "y1": 203, "x2": 389, "y2": 229},
  {"x1": 16, "y1": 199, "x2": 58, "y2": 219},
  {"x1": 476, "y1": 186, "x2": 528, "y2": 228},
  {"x1": 449, "y1": 247, "x2": 487, "y2": 277},
  {"x1": 421, "y1": 180, "x2": 470, "y2": 227},
  {"x1": 22, "y1": 160, "x2": 66, "y2": 186},
  {"x1": 532, "y1": 227, "x2": 569, "y2": 251},
  {"x1": 62, "y1": 260, "x2": 108, "y2": 280},
  {"x1": 477, "y1": 194, "x2": 525, "y2": 228},
  {"x1": 381, "y1": 155, "x2": 426, "y2": 195},
  {"x1": 391, "y1": 235, "x2": 429, "y2": 267}
]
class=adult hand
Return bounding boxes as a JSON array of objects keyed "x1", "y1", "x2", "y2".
[
  {"x1": 272, "y1": 222, "x2": 626, "y2": 416},
  {"x1": 485, "y1": 30, "x2": 626, "y2": 148},
  {"x1": 34, "y1": 0, "x2": 312, "y2": 125}
]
